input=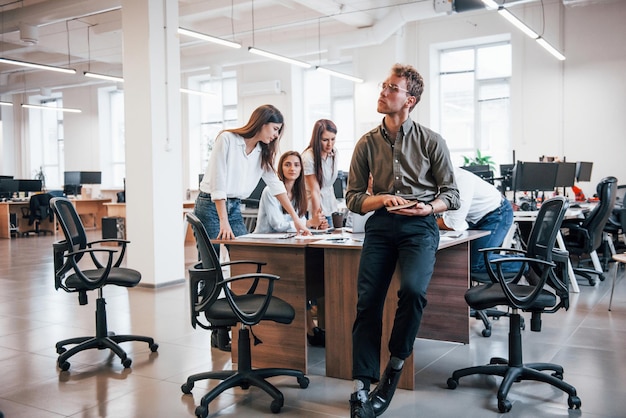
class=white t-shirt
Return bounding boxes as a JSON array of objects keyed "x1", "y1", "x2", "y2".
[
  {"x1": 442, "y1": 166, "x2": 503, "y2": 231},
  {"x1": 199, "y1": 131, "x2": 286, "y2": 200},
  {"x1": 302, "y1": 148, "x2": 339, "y2": 216}
]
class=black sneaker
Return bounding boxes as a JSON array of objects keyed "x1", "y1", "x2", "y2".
[
  {"x1": 307, "y1": 327, "x2": 326, "y2": 347},
  {"x1": 350, "y1": 390, "x2": 375, "y2": 418}
]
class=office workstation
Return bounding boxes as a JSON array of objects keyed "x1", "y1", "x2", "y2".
[{"x1": 0, "y1": 1, "x2": 625, "y2": 417}]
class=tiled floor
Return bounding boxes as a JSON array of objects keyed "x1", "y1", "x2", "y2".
[{"x1": 1, "y1": 232, "x2": 625, "y2": 417}]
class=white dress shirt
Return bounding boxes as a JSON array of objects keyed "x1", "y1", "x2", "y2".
[
  {"x1": 442, "y1": 166, "x2": 502, "y2": 231},
  {"x1": 199, "y1": 131, "x2": 286, "y2": 200}
]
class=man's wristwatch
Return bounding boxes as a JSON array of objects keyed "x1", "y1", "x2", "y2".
[{"x1": 426, "y1": 202, "x2": 435, "y2": 215}]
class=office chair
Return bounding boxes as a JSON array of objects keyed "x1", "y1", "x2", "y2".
[
  {"x1": 50, "y1": 197, "x2": 158, "y2": 371},
  {"x1": 181, "y1": 213, "x2": 309, "y2": 418},
  {"x1": 600, "y1": 184, "x2": 626, "y2": 268},
  {"x1": 562, "y1": 176, "x2": 617, "y2": 285},
  {"x1": 447, "y1": 197, "x2": 581, "y2": 413},
  {"x1": 21, "y1": 192, "x2": 54, "y2": 236}
]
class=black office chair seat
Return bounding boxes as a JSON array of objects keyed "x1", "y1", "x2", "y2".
[
  {"x1": 466, "y1": 282, "x2": 556, "y2": 311},
  {"x1": 65, "y1": 268, "x2": 141, "y2": 290},
  {"x1": 205, "y1": 295, "x2": 295, "y2": 325}
]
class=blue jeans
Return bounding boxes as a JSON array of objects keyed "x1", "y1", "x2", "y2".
[
  {"x1": 352, "y1": 209, "x2": 439, "y2": 383},
  {"x1": 194, "y1": 192, "x2": 248, "y2": 239},
  {"x1": 468, "y1": 198, "x2": 520, "y2": 274}
]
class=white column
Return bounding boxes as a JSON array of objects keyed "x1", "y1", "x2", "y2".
[{"x1": 121, "y1": 0, "x2": 184, "y2": 286}]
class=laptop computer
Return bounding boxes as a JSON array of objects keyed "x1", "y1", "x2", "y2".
[{"x1": 344, "y1": 211, "x2": 374, "y2": 233}]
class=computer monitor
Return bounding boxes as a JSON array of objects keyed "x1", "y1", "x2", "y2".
[
  {"x1": 79, "y1": 171, "x2": 102, "y2": 185},
  {"x1": 18, "y1": 179, "x2": 42, "y2": 192},
  {"x1": 554, "y1": 162, "x2": 577, "y2": 188},
  {"x1": 64, "y1": 171, "x2": 81, "y2": 185},
  {"x1": 499, "y1": 164, "x2": 515, "y2": 191},
  {"x1": 0, "y1": 178, "x2": 18, "y2": 199},
  {"x1": 63, "y1": 184, "x2": 82, "y2": 196},
  {"x1": 0, "y1": 175, "x2": 13, "y2": 179},
  {"x1": 513, "y1": 161, "x2": 559, "y2": 192},
  {"x1": 461, "y1": 165, "x2": 493, "y2": 183},
  {"x1": 575, "y1": 161, "x2": 593, "y2": 182}
]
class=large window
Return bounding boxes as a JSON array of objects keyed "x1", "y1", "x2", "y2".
[
  {"x1": 27, "y1": 97, "x2": 65, "y2": 189},
  {"x1": 439, "y1": 42, "x2": 512, "y2": 173},
  {"x1": 188, "y1": 71, "x2": 238, "y2": 187}
]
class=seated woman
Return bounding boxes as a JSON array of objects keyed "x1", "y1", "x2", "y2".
[{"x1": 254, "y1": 151, "x2": 328, "y2": 346}]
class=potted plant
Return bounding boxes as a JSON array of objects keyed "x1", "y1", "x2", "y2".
[{"x1": 462, "y1": 149, "x2": 495, "y2": 171}]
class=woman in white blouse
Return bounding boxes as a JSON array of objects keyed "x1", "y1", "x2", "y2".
[
  {"x1": 195, "y1": 104, "x2": 310, "y2": 240},
  {"x1": 254, "y1": 151, "x2": 327, "y2": 233},
  {"x1": 302, "y1": 119, "x2": 340, "y2": 229}
]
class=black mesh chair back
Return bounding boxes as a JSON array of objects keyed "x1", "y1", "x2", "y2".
[{"x1": 581, "y1": 177, "x2": 617, "y2": 252}]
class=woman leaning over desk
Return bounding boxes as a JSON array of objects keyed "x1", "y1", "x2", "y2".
[
  {"x1": 195, "y1": 104, "x2": 310, "y2": 240},
  {"x1": 302, "y1": 119, "x2": 340, "y2": 228}
]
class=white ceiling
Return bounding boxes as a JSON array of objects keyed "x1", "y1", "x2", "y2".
[{"x1": 0, "y1": 0, "x2": 610, "y2": 95}]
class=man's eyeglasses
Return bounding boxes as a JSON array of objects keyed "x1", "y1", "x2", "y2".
[{"x1": 378, "y1": 82, "x2": 410, "y2": 95}]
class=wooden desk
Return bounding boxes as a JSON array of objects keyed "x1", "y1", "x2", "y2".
[
  {"x1": 217, "y1": 230, "x2": 487, "y2": 390},
  {"x1": 218, "y1": 237, "x2": 324, "y2": 375},
  {"x1": 0, "y1": 200, "x2": 57, "y2": 238},
  {"x1": 310, "y1": 230, "x2": 487, "y2": 390},
  {"x1": 69, "y1": 198, "x2": 111, "y2": 230}
]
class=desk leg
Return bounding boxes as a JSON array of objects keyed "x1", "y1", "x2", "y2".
[{"x1": 556, "y1": 233, "x2": 579, "y2": 293}]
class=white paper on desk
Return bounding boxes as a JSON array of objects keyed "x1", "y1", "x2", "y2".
[{"x1": 237, "y1": 233, "x2": 295, "y2": 239}]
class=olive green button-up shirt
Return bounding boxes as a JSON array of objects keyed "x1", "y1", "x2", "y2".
[{"x1": 346, "y1": 117, "x2": 460, "y2": 214}]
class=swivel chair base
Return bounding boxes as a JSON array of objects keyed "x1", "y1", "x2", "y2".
[
  {"x1": 56, "y1": 297, "x2": 159, "y2": 371},
  {"x1": 447, "y1": 314, "x2": 581, "y2": 413},
  {"x1": 181, "y1": 327, "x2": 309, "y2": 418}
]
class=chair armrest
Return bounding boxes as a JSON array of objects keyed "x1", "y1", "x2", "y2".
[
  {"x1": 222, "y1": 273, "x2": 280, "y2": 326},
  {"x1": 490, "y1": 257, "x2": 556, "y2": 310},
  {"x1": 220, "y1": 260, "x2": 268, "y2": 294},
  {"x1": 87, "y1": 239, "x2": 130, "y2": 268},
  {"x1": 188, "y1": 265, "x2": 220, "y2": 330},
  {"x1": 62, "y1": 248, "x2": 116, "y2": 290}
]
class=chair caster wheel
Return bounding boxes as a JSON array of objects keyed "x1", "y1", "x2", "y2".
[
  {"x1": 270, "y1": 399, "x2": 283, "y2": 413},
  {"x1": 195, "y1": 404, "x2": 208, "y2": 418},
  {"x1": 122, "y1": 358, "x2": 132, "y2": 368},
  {"x1": 181, "y1": 382, "x2": 193, "y2": 394},
  {"x1": 58, "y1": 360, "x2": 70, "y2": 371},
  {"x1": 150, "y1": 343, "x2": 159, "y2": 352},
  {"x1": 446, "y1": 378, "x2": 458, "y2": 389},
  {"x1": 298, "y1": 376, "x2": 310, "y2": 388},
  {"x1": 568, "y1": 395, "x2": 581, "y2": 409},
  {"x1": 498, "y1": 399, "x2": 512, "y2": 413},
  {"x1": 240, "y1": 382, "x2": 250, "y2": 390},
  {"x1": 481, "y1": 328, "x2": 492, "y2": 337}
]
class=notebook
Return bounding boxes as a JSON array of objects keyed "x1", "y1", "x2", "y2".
[{"x1": 343, "y1": 211, "x2": 374, "y2": 233}]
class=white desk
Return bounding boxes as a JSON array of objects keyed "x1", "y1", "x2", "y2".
[{"x1": 506, "y1": 209, "x2": 584, "y2": 293}]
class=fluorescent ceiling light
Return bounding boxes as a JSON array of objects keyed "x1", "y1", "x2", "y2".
[
  {"x1": 248, "y1": 47, "x2": 311, "y2": 69},
  {"x1": 180, "y1": 88, "x2": 216, "y2": 97},
  {"x1": 178, "y1": 28, "x2": 241, "y2": 49},
  {"x1": 497, "y1": 7, "x2": 538, "y2": 39},
  {"x1": 481, "y1": 0, "x2": 499, "y2": 9},
  {"x1": 0, "y1": 101, "x2": 13, "y2": 107},
  {"x1": 316, "y1": 66, "x2": 364, "y2": 83},
  {"x1": 0, "y1": 57, "x2": 76, "y2": 74},
  {"x1": 536, "y1": 37, "x2": 566, "y2": 61},
  {"x1": 84, "y1": 71, "x2": 124, "y2": 82},
  {"x1": 22, "y1": 103, "x2": 81, "y2": 113}
]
